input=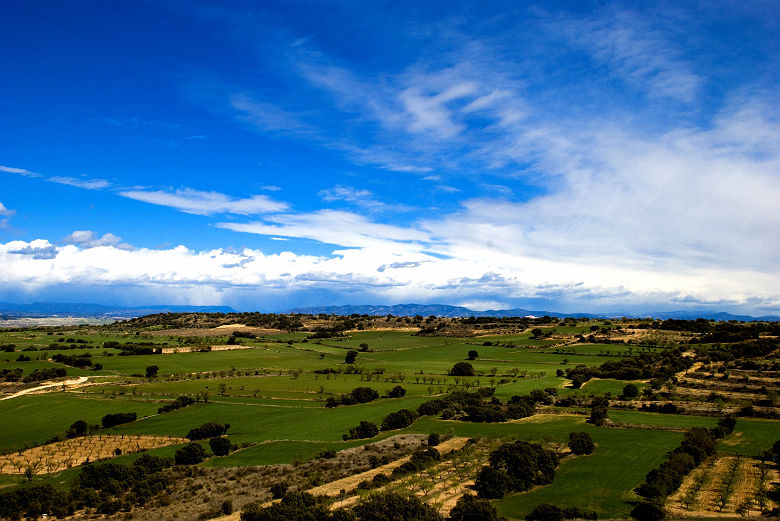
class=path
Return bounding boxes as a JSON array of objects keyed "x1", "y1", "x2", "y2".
[{"x1": 0, "y1": 376, "x2": 88, "y2": 400}]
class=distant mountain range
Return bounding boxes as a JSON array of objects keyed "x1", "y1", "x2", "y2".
[
  {"x1": 0, "y1": 301, "x2": 777, "y2": 322},
  {"x1": 0, "y1": 301, "x2": 234, "y2": 319},
  {"x1": 289, "y1": 303, "x2": 780, "y2": 322}
]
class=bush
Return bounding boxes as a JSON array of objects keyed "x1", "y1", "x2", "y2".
[
  {"x1": 269, "y1": 482, "x2": 288, "y2": 499},
  {"x1": 350, "y1": 387, "x2": 380, "y2": 403},
  {"x1": 568, "y1": 432, "x2": 595, "y2": 455},
  {"x1": 450, "y1": 362, "x2": 475, "y2": 376},
  {"x1": 630, "y1": 502, "x2": 665, "y2": 521},
  {"x1": 345, "y1": 350, "x2": 358, "y2": 364},
  {"x1": 352, "y1": 491, "x2": 443, "y2": 521},
  {"x1": 381, "y1": 409, "x2": 418, "y2": 431},
  {"x1": 474, "y1": 466, "x2": 511, "y2": 499},
  {"x1": 589, "y1": 405, "x2": 608, "y2": 426},
  {"x1": 209, "y1": 436, "x2": 233, "y2": 456},
  {"x1": 101, "y1": 412, "x2": 137, "y2": 428},
  {"x1": 175, "y1": 442, "x2": 207, "y2": 465},
  {"x1": 187, "y1": 422, "x2": 230, "y2": 440},
  {"x1": 468, "y1": 350, "x2": 479, "y2": 360},
  {"x1": 428, "y1": 433, "x2": 441, "y2": 446},
  {"x1": 526, "y1": 503, "x2": 563, "y2": 521},
  {"x1": 388, "y1": 385, "x2": 407, "y2": 398},
  {"x1": 449, "y1": 494, "x2": 503, "y2": 521},
  {"x1": 622, "y1": 383, "x2": 639, "y2": 398},
  {"x1": 345, "y1": 421, "x2": 379, "y2": 440}
]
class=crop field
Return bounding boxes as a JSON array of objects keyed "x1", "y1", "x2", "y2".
[{"x1": 0, "y1": 315, "x2": 778, "y2": 521}]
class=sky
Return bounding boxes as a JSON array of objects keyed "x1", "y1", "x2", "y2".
[{"x1": 1, "y1": 0, "x2": 779, "y2": 315}]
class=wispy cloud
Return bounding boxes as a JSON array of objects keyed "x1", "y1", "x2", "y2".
[
  {"x1": 549, "y1": 8, "x2": 702, "y2": 103},
  {"x1": 61, "y1": 230, "x2": 133, "y2": 250},
  {"x1": 0, "y1": 202, "x2": 15, "y2": 230},
  {"x1": 119, "y1": 187, "x2": 288, "y2": 216},
  {"x1": 48, "y1": 176, "x2": 111, "y2": 190},
  {"x1": 0, "y1": 165, "x2": 41, "y2": 177},
  {"x1": 218, "y1": 209, "x2": 429, "y2": 249}
]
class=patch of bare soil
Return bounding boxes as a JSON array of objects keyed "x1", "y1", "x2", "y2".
[{"x1": 0, "y1": 435, "x2": 185, "y2": 475}]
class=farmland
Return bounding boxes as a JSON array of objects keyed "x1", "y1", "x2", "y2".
[{"x1": 0, "y1": 313, "x2": 778, "y2": 520}]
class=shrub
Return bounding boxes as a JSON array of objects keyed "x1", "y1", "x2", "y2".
[
  {"x1": 630, "y1": 502, "x2": 665, "y2": 521},
  {"x1": 381, "y1": 409, "x2": 418, "y2": 431},
  {"x1": 175, "y1": 442, "x2": 207, "y2": 465},
  {"x1": 350, "y1": 387, "x2": 379, "y2": 403},
  {"x1": 526, "y1": 503, "x2": 563, "y2": 521},
  {"x1": 449, "y1": 494, "x2": 503, "y2": 521},
  {"x1": 101, "y1": 412, "x2": 137, "y2": 428},
  {"x1": 388, "y1": 385, "x2": 407, "y2": 398},
  {"x1": 352, "y1": 491, "x2": 443, "y2": 521},
  {"x1": 622, "y1": 383, "x2": 639, "y2": 398},
  {"x1": 450, "y1": 362, "x2": 475, "y2": 376},
  {"x1": 209, "y1": 436, "x2": 233, "y2": 456},
  {"x1": 568, "y1": 432, "x2": 595, "y2": 455},
  {"x1": 474, "y1": 466, "x2": 511, "y2": 499},
  {"x1": 187, "y1": 422, "x2": 230, "y2": 440},
  {"x1": 468, "y1": 350, "x2": 479, "y2": 360},
  {"x1": 428, "y1": 433, "x2": 441, "y2": 446},
  {"x1": 269, "y1": 482, "x2": 288, "y2": 499},
  {"x1": 345, "y1": 421, "x2": 379, "y2": 440},
  {"x1": 345, "y1": 350, "x2": 358, "y2": 364}
]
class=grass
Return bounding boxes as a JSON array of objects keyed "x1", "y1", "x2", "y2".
[
  {"x1": 495, "y1": 425, "x2": 684, "y2": 520},
  {"x1": 0, "y1": 393, "x2": 162, "y2": 452}
]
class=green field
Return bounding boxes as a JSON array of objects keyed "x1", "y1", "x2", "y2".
[{"x1": 1, "y1": 324, "x2": 776, "y2": 519}]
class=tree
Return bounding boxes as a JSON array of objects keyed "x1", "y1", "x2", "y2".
[
  {"x1": 474, "y1": 466, "x2": 511, "y2": 498},
  {"x1": 381, "y1": 409, "x2": 418, "y2": 431},
  {"x1": 187, "y1": 422, "x2": 230, "y2": 440},
  {"x1": 468, "y1": 350, "x2": 479, "y2": 360},
  {"x1": 352, "y1": 491, "x2": 443, "y2": 521},
  {"x1": 345, "y1": 421, "x2": 379, "y2": 440},
  {"x1": 350, "y1": 387, "x2": 379, "y2": 403},
  {"x1": 428, "y1": 433, "x2": 441, "y2": 446},
  {"x1": 209, "y1": 436, "x2": 233, "y2": 456},
  {"x1": 450, "y1": 362, "x2": 475, "y2": 377},
  {"x1": 345, "y1": 350, "x2": 358, "y2": 364},
  {"x1": 175, "y1": 442, "x2": 207, "y2": 465},
  {"x1": 449, "y1": 494, "x2": 504, "y2": 521},
  {"x1": 269, "y1": 482, "x2": 288, "y2": 499},
  {"x1": 622, "y1": 383, "x2": 639, "y2": 398},
  {"x1": 359, "y1": 343, "x2": 369, "y2": 352},
  {"x1": 526, "y1": 504, "x2": 564, "y2": 521},
  {"x1": 589, "y1": 405, "x2": 608, "y2": 426},
  {"x1": 630, "y1": 502, "x2": 665, "y2": 521},
  {"x1": 388, "y1": 385, "x2": 407, "y2": 398},
  {"x1": 145, "y1": 365, "x2": 159, "y2": 378},
  {"x1": 531, "y1": 328, "x2": 544, "y2": 338},
  {"x1": 568, "y1": 432, "x2": 595, "y2": 455}
]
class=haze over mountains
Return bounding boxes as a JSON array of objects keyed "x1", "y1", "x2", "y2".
[{"x1": 1, "y1": 301, "x2": 777, "y2": 322}]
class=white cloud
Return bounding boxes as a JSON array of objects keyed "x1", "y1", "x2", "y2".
[
  {"x1": 61, "y1": 230, "x2": 133, "y2": 250},
  {"x1": 119, "y1": 187, "x2": 288, "y2": 215},
  {"x1": 217, "y1": 210, "x2": 429, "y2": 249},
  {"x1": 550, "y1": 9, "x2": 702, "y2": 103},
  {"x1": 48, "y1": 176, "x2": 111, "y2": 190},
  {"x1": 0, "y1": 165, "x2": 41, "y2": 177},
  {"x1": 1, "y1": 238, "x2": 777, "y2": 313},
  {"x1": 0, "y1": 202, "x2": 16, "y2": 229}
]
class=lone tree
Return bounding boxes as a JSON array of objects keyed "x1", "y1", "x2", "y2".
[
  {"x1": 345, "y1": 350, "x2": 358, "y2": 364},
  {"x1": 622, "y1": 383, "x2": 639, "y2": 398},
  {"x1": 209, "y1": 436, "x2": 233, "y2": 456},
  {"x1": 450, "y1": 362, "x2": 475, "y2": 377},
  {"x1": 145, "y1": 365, "x2": 159, "y2": 378},
  {"x1": 359, "y1": 343, "x2": 369, "y2": 351},
  {"x1": 468, "y1": 350, "x2": 479, "y2": 360},
  {"x1": 175, "y1": 442, "x2": 207, "y2": 465},
  {"x1": 568, "y1": 432, "x2": 595, "y2": 455}
]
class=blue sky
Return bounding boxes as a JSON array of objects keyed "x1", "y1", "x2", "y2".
[{"x1": 1, "y1": 1, "x2": 779, "y2": 314}]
